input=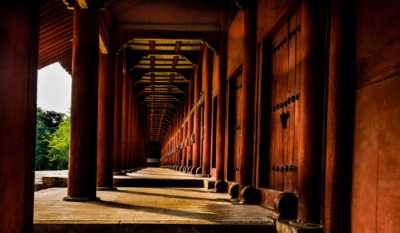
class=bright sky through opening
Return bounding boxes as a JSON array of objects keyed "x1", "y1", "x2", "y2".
[{"x1": 37, "y1": 63, "x2": 71, "y2": 114}]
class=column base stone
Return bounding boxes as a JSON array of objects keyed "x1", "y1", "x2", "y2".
[
  {"x1": 215, "y1": 180, "x2": 228, "y2": 193},
  {"x1": 239, "y1": 185, "x2": 261, "y2": 204}
]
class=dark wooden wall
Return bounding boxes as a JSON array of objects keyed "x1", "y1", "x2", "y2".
[
  {"x1": 351, "y1": 0, "x2": 400, "y2": 232},
  {"x1": 160, "y1": 1, "x2": 400, "y2": 232}
]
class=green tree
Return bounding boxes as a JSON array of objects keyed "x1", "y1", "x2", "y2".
[
  {"x1": 35, "y1": 108, "x2": 66, "y2": 170},
  {"x1": 47, "y1": 117, "x2": 70, "y2": 170}
]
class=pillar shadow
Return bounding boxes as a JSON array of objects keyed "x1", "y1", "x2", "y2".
[
  {"x1": 112, "y1": 189, "x2": 229, "y2": 203},
  {"x1": 92, "y1": 199, "x2": 217, "y2": 221}
]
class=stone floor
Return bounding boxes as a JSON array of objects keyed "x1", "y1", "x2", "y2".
[
  {"x1": 34, "y1": 187, "x2": 274, "y2": 225},
  {"x1": 114, "y1": 167, "x2": 205, "y2": 187},
  {"x1": 125, "y1": 167, "x2": 204, "y2": 180},
  {"x1": 34, "y1": 168, "x2": 275, "y2": 233}
]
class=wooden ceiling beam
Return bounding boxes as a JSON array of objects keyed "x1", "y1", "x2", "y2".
[{"x1": 118, "y1": 23, "x2": 220, "y2": 33}]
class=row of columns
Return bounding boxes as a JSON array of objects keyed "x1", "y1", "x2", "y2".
[
  {"x1": 160, "y1": 2, "x2": 257, "y2": 198},
  {"x1": 160, "y1": 42, "x2": 228, "y2": 189},
  {"x1": 0, "y1": 2, "x2": 146, "y2": 231}
]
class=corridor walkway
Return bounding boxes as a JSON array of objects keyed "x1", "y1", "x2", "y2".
[{"x1": 34, "y1": 168, "x2": 275, "y2": 233}]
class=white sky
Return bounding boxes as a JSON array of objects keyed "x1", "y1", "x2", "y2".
[{"x1": 37, "y1": 63, "x2": 71, "y2": 114}]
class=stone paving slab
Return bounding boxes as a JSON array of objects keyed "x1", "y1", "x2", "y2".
[
  {"x1": 125, "y1": 167, "x2": 205, "y2": 180},
  {"x1": 34, "y1": 187, "x2": 274, "y2": 226},
  {"x1": 115, "y1": 168, "x2": 206, "y2": 187}
]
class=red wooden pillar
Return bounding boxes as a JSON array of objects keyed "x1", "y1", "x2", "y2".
[
  {"x1": 297, "y1": 1, "x2": 326, "y2": 222},
  {"x1": 187, "y1": 77, "x2": 194, "y2": 167},
  {"x1": 113, "y1": 52, "x2": 123, "y2": 173},
  {"x1": 182, "y1": 120, "x2": 187, "y2": 167},
  {"x1": 202, "y1": 46, "x2": 213, "y2": 177},
  {"x1": 120, "y1": 52, "x2": 128, "y2": 171},
  {"x1": 126, "y1": 78, "x2": 132, "y2": 168},
  {"x1": 216, "y1": 33, "x2": 228, "y2": 190},
  {"x1": 132, "y1": 84, "x2": 138, "y2": 166},
  {"x1": 179, "y1": 106, "x2": 184, "y2": 167},
  {"x1": 130, "y1": 83, "x2": 136, "y2": 167},
  {"x1": 97, "y1": 52, "x2": 115, "y2": 189},
  {"x1": 192, "y1": 64, "x2": 201, "y2": 170},
  {"x1": 65, "y1": 8, "x2": 99, "y2": 201},
  {"x1": 324, "y1": 0, "x2": 355, "y2": 231},
  {"x1": 0, "y1": 2, "x2": 38, "y2": 232},
  {"x1": 239, "y1": 1, "x2": 256, "y2": 188}
]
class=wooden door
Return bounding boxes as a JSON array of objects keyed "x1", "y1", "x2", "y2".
[
  {"x1": 227, "y1": 69, "x2": 243, "y2": 182},
  {"x1": 268, "y1": 11, "x2": 301, "y2": 192}
]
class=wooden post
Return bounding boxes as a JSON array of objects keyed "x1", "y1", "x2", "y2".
[
  {"x1": 97, "y1": 52, "x2": 115, "y2": 189},
  {"x1": 0, "y1": 2, "x2": 39, "y2": 232},
  {"x1": 182, "y1": 97, "x2": 187, "y2": 168},
  {"x1": 324, "y1": 0, "x2": 355, "y2": 231},
  {"x1": 127, "y1": 78, "x2": 132, "y2": 168},
  {"x1": 216, "y1": 32, "x2": 228, "y2": 187},
  {"x1": 202, "y1": 46, "x2": 213, "y2": 177},
  {"x1": 239, "y1": 1, "x2": 256, "y2": 187},
  {"x1": 296, "y1": 0, "x2": 326, "y2": 222},
  {"x1": 183, "y1": 121, "x2": 187, "y2": 167},
  {"x1": 187, "y1": 78, "x2": 194, "y2": 167},
  {"x1": 192, "y1": 64, "x2": 201, "y2": 169},
  {"x1": 65, "y1": 8, "x2": 99, "y2": 201},
  {"x1": 120, "y1": 51, "x2": 128, "y2": 171},
  {"x1": 113, "y1": 52, "x2": 123, "y2": 173}
]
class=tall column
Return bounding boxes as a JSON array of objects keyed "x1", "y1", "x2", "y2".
[
  {"x1": 97, "y1": 52, "x2": 115, "y2": 189},
  {"x1": 0, "y1": 2, "x2": 39, "y2": 232},
  {"x1": 192, "y1": 64, "x2": 201, "y2": 170},
  {"x1": 126, "y1": 78, "x2": 132, "y2": 168},
  {"x1": 183, "y1": 121, "x2": 187, "y2": 167},
  {"x1": 297, "y1": 1, "x2": 326, "y2": 222},
  {"x1": 202, "y1": 46, "x2": 213, "y2": 177},
  {"x1": 179, "y1": 106, "x2": 184, "y2": 167},
  {"x1": 215, "y1": 32, "x2": 228, "y2": 191},
  {"x1": 113, "y1": 52, "x2": 123, "y2": 173},
  {"x1": 120, "y1": 51, "x2": 128, "y2": 171},
  {"x1": 239, "y1": 1, "x2": 256, "y2": 187},
  {"x1": 187, "y1": 78, "x2": 194, "y2": 167},
  {"x1": 65, "y1": 7, "x2": 99, "y2": 201},
  {"x1": 324, "y1": 0, "x2": 355, "y2": 231}
]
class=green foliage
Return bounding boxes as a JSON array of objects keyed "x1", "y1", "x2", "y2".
[
  {"x1": 47, "y1": 118, "x2": 70, "y2": 170},
  {"x1": 35, "y1": 108, "x2": 69, "y2": 170}
]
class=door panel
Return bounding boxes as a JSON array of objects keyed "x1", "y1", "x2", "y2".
[
  {"x1": 268, "y1": 10, "x2": 301, "y2": 192},
  {"x1": 227, "y1": 70, "x2": 243, "y2": 182}
]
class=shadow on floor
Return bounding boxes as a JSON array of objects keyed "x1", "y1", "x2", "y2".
[
  {"x1": 112, "y1": 189, "x2": 230, "y2": 203},
  {"x1": 114, "y1": 178, "x2": 204, "y2": 188},
  {"x1": 91, "y1": 199, "x2": 217, "y2": 222}
]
